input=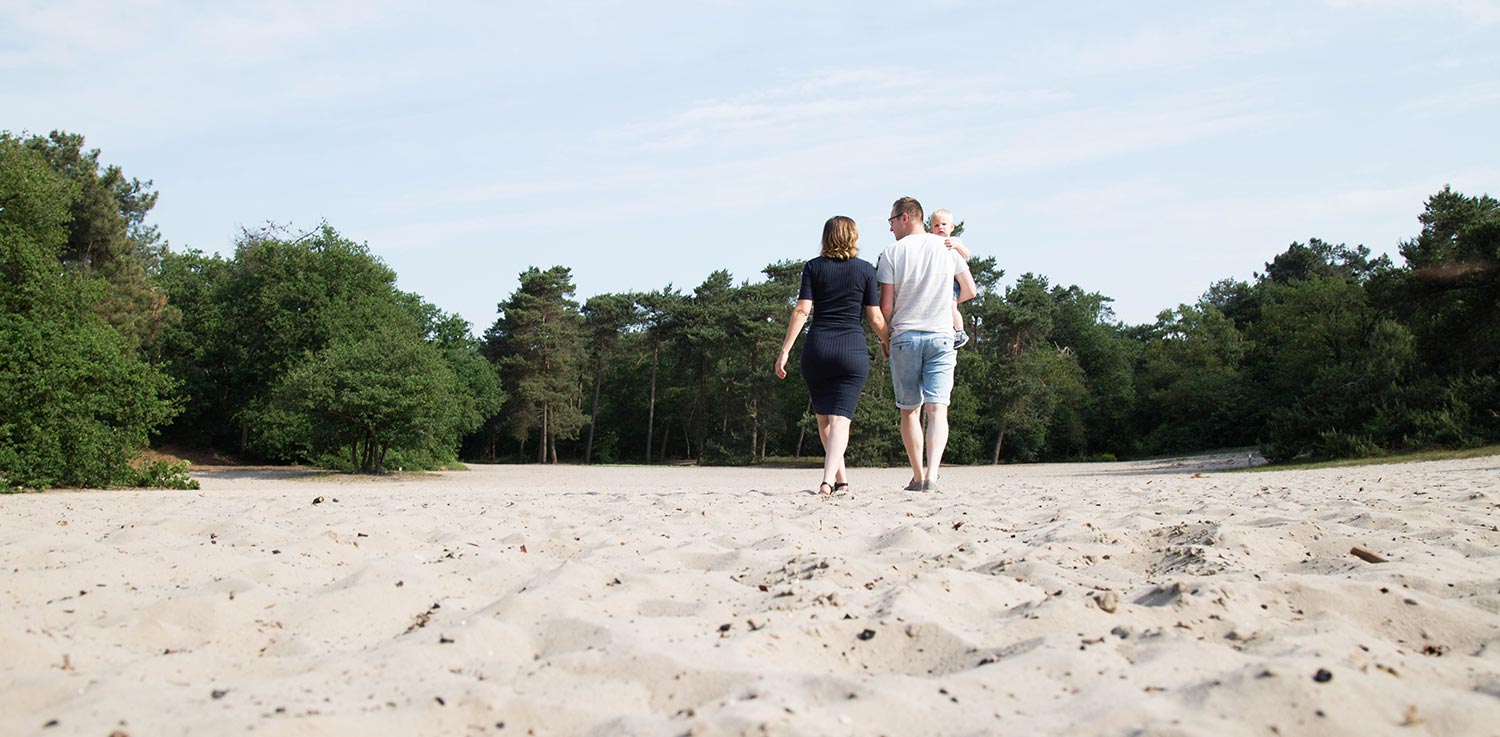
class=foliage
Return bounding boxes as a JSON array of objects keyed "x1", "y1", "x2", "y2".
[
  {"x1": 449, "y1": 192, "x2": 1492, "y2": 468},
  {"x1": 1249, "y1": 275, "x2": 1416, "y2": 461},
  {"x1": 14, "y1": 130, "x2": 177, "y2": 353},
  {"x1": 1137, "y1": 304, "x2": 1249, "y2": 454},
  {"x1": 126, "y1": 460, "x2": 200, "y2": 490},
  {"x1": 265, "y1": 326, "x2": 468, "y2": 473},
  {"x1": 10, "y1": 130, "x2": 1496, "y2": 473},
  {"x1": 0, "y1": 134, "x2": 180, "y2": 489},
  {"x1": 483, "y1": 266, "x2": 587, "y2": 463},
  {"x1": 153, "y1": 224, "x2": 501, "y2": 471},
  {"x1": 1390, "y1": 187, "x2": 1500, "y2": 377}
]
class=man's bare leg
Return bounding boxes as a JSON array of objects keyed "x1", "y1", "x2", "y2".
[
  {"x1": 900, "y1": 407, "x2": 925, "y2": 488},
  {"x1": 924, "y1": 403, "x2": 949, "y2": 488}
]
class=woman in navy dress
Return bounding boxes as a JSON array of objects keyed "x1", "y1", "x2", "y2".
[{"x1": 774, "y1": 216, "x2": 889, "y2": 494}]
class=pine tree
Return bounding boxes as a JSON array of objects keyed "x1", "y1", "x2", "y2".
[{"x1": 485, "y1": 267, "x2": 586, "y2": 463}]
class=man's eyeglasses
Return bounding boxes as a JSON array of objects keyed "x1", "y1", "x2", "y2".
[{"x1": 887, "y1": 215, "x2": 901, "y2": 223}]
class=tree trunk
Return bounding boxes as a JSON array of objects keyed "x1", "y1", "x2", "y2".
[
  {"x1": 660, "y1": 417, "x2": 672, "y2": 463},
  {"x1": 794, "y1": 398, "x2": 811, "y2": 457},
  {"x1": 645, "y1": 343, "x2": 658, "y2": 465},
  {"x1": 585, "y1": 358, "x2": 603, "y2": 464},
  {"x1": 537, "y1": 405, "x2": 548, "y2": 464},
  {"x1": 992, "y1": 428, "x2": 1005, "y2": 465},
  {"x1": 361, "y1": 433, "x2": 374, "y2": 473},
  {"x1": 749, "y1": 398, "x2": 759, "y2": 462}
]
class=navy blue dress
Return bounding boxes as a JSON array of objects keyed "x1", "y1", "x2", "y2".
[{"x1": 798, "y1": 256, "x2": 880, "y2": 418}]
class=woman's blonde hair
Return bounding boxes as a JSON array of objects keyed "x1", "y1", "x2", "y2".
[{"x1": 821, "y1": 216, "x2": 859, "y2": 260}]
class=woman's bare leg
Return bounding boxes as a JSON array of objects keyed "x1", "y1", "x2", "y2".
[{"x1": 821, "y1": 414, "x2": 852, "y2": 489}]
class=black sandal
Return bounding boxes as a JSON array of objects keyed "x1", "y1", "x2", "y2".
[
  {"x1": 818, "y1": 482, "x2": 834, "y2": 495},
  {"x1": 833, "y1": 482, "x2": 849, "y2": 493}
]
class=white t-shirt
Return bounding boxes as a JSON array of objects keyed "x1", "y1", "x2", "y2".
[{"x1": 876, "y1": 232, "x2": 970, "y2": 336}]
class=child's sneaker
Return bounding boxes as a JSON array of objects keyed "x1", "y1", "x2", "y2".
[{"x1": 954, "y1": 330, "x2": 969, "y2": 349}]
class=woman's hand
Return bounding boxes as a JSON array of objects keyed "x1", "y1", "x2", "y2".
[{"x1": 774, "y1": 351, "x2": 789, "y2": 379}]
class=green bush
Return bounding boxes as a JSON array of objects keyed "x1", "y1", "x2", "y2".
[
  {"x1": 1, "y1": 137, "x2": 180, "y2": 490},
  {"x1": 1314, "y1": 430, "x2": 1381, "y2": 459},
  {"x1": 698, "y1": 439, "x2": 753, "y2": 466},
  {"x1": 126, "y1": 460, "x2": 199, "y2": 490}
]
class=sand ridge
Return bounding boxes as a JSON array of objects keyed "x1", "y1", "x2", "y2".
[{"x1": 3, "y1": 455, "x2": 1499, "y2": 736}]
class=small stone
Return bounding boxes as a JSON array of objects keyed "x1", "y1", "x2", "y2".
[
  {"x1": 1402, "y1": 705, "x2": 1421, "y2": 726},
  {"x1": 1313, "y1": 668, "x2": 1333, "y2": 683},
  {"x1": 856, "y1": 629, "x2": 876, "y2": 641},
  {"x1": 1096, "y1": 591, "x2": 1119, "y2": 613}
]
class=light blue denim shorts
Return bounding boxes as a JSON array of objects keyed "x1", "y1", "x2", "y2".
[{"x1": 889, "y1": 330, "x2": 956, "y2": 410}]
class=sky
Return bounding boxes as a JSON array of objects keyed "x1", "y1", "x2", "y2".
[{"x1": 5, "y1": 0, "x2": 1498, "y2": 332}]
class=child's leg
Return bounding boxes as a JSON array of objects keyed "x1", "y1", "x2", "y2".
[{"x1": 951, "y1": 280, "x2": 964, "y2": 331}]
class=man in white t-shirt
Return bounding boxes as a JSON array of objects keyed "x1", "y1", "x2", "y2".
[{"x1": 876, "y1": 197, "x2": 977, "y2": 492}]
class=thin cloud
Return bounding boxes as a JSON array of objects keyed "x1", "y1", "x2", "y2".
[
  {"x1": 1038, "y1": 19, "x2": 1299, "y2": 78},
  {"x1": 609, "y1": 67, "x2": 1064, "y2": 155},
  {"x1": 1325, "y1": 0, "x2": 1500, "y2": 23},
  {"x1": 1403, "y1": 82, "x2": 1500, "y2": 116},
  {"x1": 949, "y1": 86, "x2": 1300, "y2": 175}
]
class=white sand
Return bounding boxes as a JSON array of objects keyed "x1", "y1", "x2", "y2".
[{"x1": 3, "y1": 454, "x2": 1499, "y2": 736}]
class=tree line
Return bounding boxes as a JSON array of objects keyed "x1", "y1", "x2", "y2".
[{"x1": 2, "y1": 131, "x2": 1496, "y2": 489}]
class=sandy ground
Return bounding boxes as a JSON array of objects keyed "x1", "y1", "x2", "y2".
[{"x1": 3, "y1": 454, "x2": 1499, "y2": 737}]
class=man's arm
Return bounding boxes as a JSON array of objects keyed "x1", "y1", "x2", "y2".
[{"x1": 879, "y1": 283, "x2": 895, "y2": 324}]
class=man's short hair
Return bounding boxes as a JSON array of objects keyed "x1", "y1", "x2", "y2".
[{"x1": 892, "y1": 197, "x2": 924, "y2": 223}]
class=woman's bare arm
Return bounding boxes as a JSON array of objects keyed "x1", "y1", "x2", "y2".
[{"x1": 774, "y1": 299, "x2": 813, "y2": 378}]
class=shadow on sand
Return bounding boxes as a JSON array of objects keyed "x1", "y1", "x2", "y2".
[
  {"x1": 191, "y1": 467, "x2": 337, "y2": 482},
  {"x1": 1087, "y1": 452, "x2": 1266, "y2": 477}
]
